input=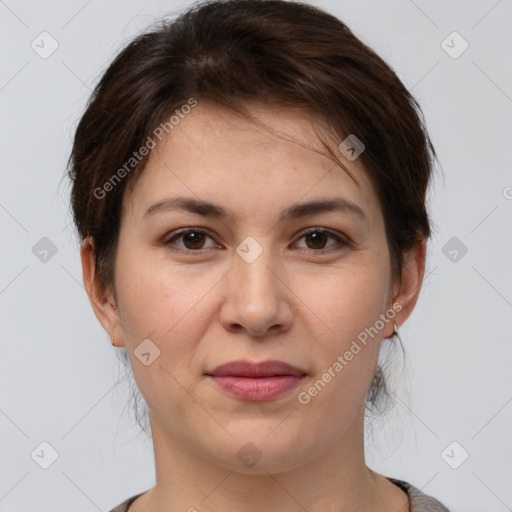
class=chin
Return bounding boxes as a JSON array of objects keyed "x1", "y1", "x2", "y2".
[{"x1": 201, "y1": 427, "x2": 315, "y2": 475}]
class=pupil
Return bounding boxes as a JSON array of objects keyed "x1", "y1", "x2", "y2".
[
  {"x1": 185, "y1": 232, "x2": 204, "y2": 248},
  {"x1": 308, "y1": 232, "x2": 326, "y2": 249}
]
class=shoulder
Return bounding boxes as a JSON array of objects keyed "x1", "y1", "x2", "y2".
[
  {"x1": 110, "y1": 481, "x2": 450, "y2": 512},
  {"x1": 108, "y1": 491, "x2": 146, "y2": 512},
  {"x1": 389, "y1": 478, "x2": 450, "y2": 512}
]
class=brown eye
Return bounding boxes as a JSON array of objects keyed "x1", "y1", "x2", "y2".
[
  {"x1": 304, "y1": 231, "x2": 329, "y2": 249},
  {"x1": 165, "y1": 229, "x2": 216, "y2": 251},
  {"x1": 182, "y1": 231, "x2": 206, "y2": 249},
  {"x1": 295, "y1": 229, "x2": 348, "y2": 252}
]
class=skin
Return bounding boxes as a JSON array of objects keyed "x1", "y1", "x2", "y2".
[{"x1": 81, "y1": 100, "x2": 425, "y2": 512}]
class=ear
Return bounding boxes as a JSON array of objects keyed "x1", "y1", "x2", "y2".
[
  {"x1": 80, "y1": 237, "x2": 125, "y2": 347},
  {"x1": 385, "y1": 237, "x2": 426, "y2": 337}
]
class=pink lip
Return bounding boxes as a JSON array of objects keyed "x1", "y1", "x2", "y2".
[{"x1": 205, "y1": 360, "x2": 306, "y2": 401}]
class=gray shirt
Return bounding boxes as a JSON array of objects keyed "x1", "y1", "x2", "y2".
[{"x1": 109, "y1": 478, "x2": 449, "y2": 511}]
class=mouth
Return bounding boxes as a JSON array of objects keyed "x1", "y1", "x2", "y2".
[{"x1": 204, "y1": 360, "x2": 307, "y2": 401}]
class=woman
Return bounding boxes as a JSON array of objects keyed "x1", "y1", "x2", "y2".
[{"x1": 67, "y1": 0, "x2": 449, "y2": 510}]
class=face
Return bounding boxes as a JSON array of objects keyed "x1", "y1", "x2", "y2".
[{"x1": 90, "y1": 101, "x2": 404, "y2": 473}]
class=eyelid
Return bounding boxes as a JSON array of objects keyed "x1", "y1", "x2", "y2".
[
  {"x1": 163, "y1": 227, "x2": 350, "y2": 253},
  {"x1": 298, "y1": 227, "x2": 350, "y2": 245},
  {"x1": 164, "y1": 228, "x2": 219, "y2": 251}
]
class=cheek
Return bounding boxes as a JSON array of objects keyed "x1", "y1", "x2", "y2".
[
  {"x1": 294, "y1": 262, "x2": 390, "y2": 344},
  {"x1": 113, "y1": 247, "x2": 225, "y2": 360},
  {"x1": 293, "y1": 270, "x2": 386, "y2": 429},
  {"x1": 290, "y1": 259, "x2": 390, "y2": 403},
  {"x1": 113, "y1": 256, "x2": 223, "y2": 413},
  {"x1": 116, "y1": 237, "x2": 213, "y2": 318}
]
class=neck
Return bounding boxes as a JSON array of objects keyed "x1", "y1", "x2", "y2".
[{"x1": 130, "y1": 405, "x2": 408, "y2": 512}]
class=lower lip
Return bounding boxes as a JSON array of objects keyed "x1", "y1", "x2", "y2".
[{"x1": 207, "y1": 375, "x2": 304, "y2": 401}]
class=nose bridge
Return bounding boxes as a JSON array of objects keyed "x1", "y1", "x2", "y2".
[
  {"x1": 233, "y1": 236, "x2": 279, "y2": 305},
  {"x1": 220, "y1": 235, "x2": 292, "y2": 336}
]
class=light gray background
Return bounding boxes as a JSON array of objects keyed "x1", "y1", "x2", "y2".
[{"x1": 1, "y1": 0, "x2": 511, "y2": 511}]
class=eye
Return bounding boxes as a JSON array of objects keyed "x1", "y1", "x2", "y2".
[
  {"x1": 163, "y1": 227, "x2": 349, "y2": 254},
  {"x1": 164, "y1": 228, "x2": 218, "y2": 252},
  {"x1": 294, "y1": 228, "x2": 349, "y2": 252}
]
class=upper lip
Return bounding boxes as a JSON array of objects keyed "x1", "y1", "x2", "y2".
[{"x1": 206, "y1": 360, "x2": 306, "y2": 378}]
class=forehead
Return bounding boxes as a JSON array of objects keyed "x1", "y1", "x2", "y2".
[{"x1": 122, "y1": 101, "x2": 380, "y2": 225}]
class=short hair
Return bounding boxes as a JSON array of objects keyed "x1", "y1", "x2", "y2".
[{"x1": 66, "y1": 0, "x2": 437, "y2": 419}]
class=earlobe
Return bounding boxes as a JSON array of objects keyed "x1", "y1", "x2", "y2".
[
  {"x1": 80, "y1": 237, "x2": 123, "y2": 346},
  {"x1": 389, "y1": 237, "x2": 426, "y2": 332}
]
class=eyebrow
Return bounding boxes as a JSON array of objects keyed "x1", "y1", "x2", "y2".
[{"x1": 144, "y1": 196, "x2": 367, "y2": 223}]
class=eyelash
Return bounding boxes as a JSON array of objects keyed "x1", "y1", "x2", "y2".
[{"x1": 163, "y1": 227, "x2": 350, "y2": 255}]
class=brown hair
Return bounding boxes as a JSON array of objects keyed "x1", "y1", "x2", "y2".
[{"x1": 66, "y1": 0, "x2": 437, "y2": 415}]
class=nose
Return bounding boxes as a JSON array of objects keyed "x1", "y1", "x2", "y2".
[{"x1": 219, "y1": 242, "x2": 294, "y2": 338}]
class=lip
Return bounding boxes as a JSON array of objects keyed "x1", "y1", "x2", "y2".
[
  {"x1": 207, "y1": 360, "x2": 306, "y2": 378},
  {"x1": 205, "y1": 360, "x2": 307, "y2": 401}
]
